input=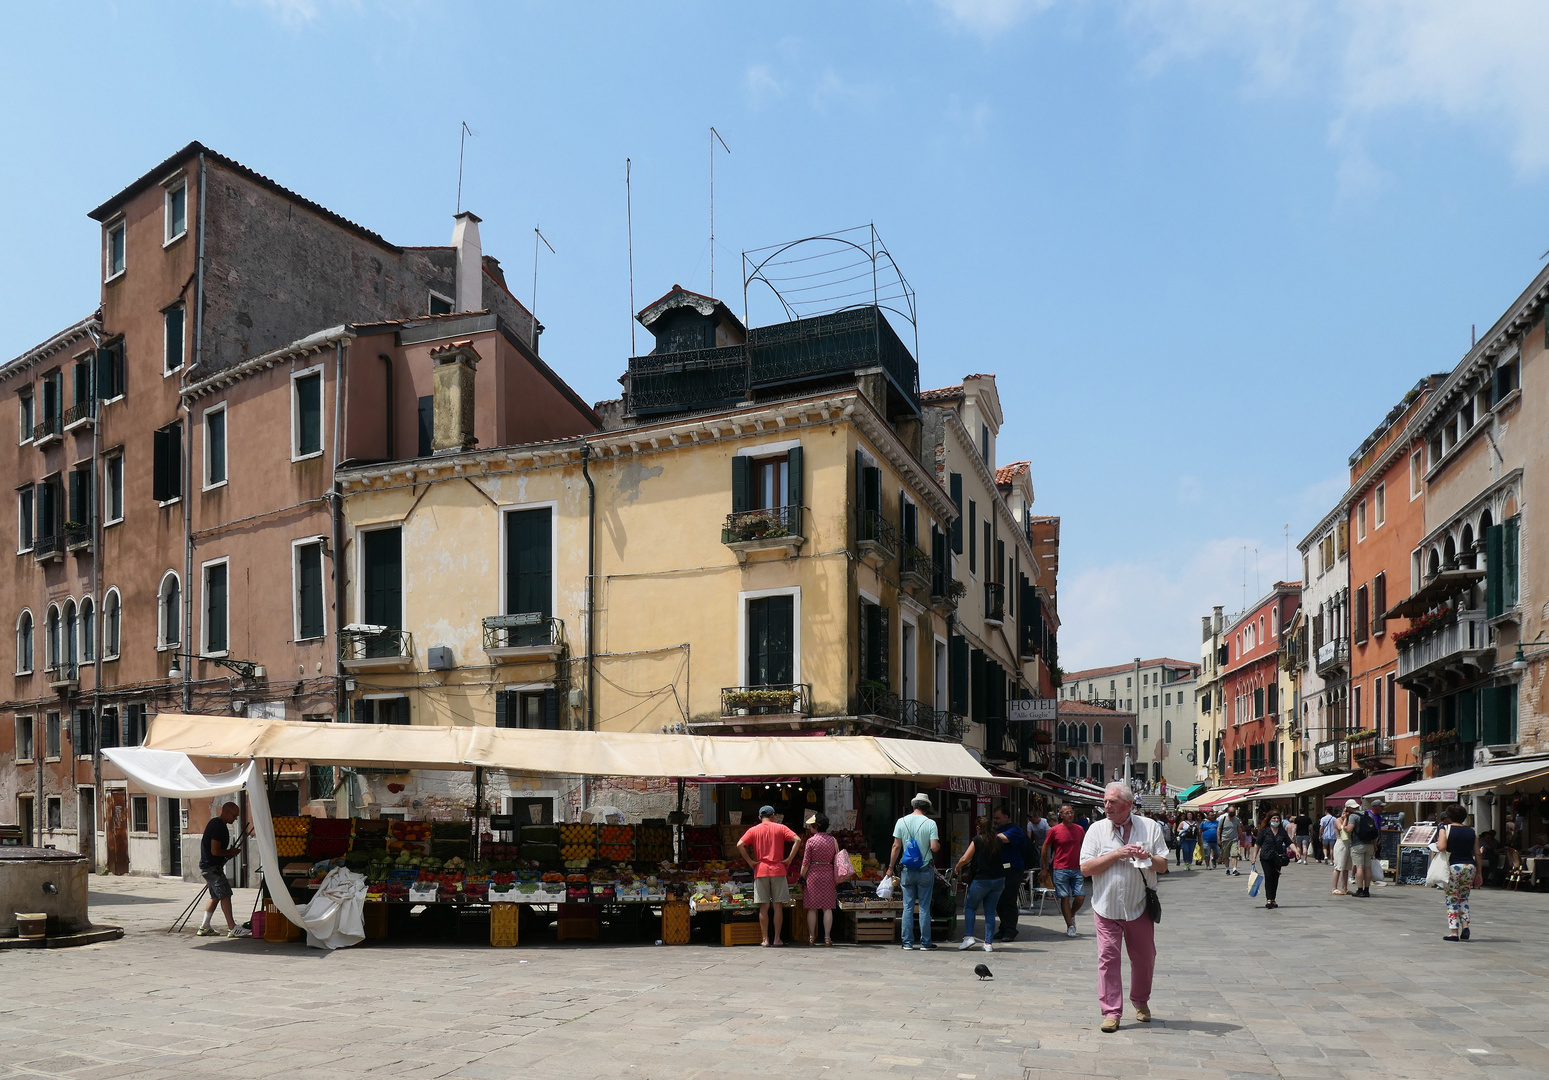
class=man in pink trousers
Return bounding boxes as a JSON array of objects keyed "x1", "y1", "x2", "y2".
[{"x1": 1080, "y1": 781, "x2": 1170, "y2": 1032}]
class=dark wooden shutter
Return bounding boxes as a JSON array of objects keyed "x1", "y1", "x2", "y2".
[
  {"x1": 353, "y1": 698, "x2": 370, "y2": 724},
  {"x1": 297, "y1": 373, "x2": 322, "y2": 455},
  {"x1": 506, "y1": 508, "x2": 553, "y2": 618},
  {"x1": 970, "y1": 648, "x2": 986, "y2": 726},
  {"x1": 494, "y1": 690, "x2": 511, "y2": 728},
  {"x1": 746, "y1": 595, "x2": 794, "y2": 687},
  {"x1": 902, "y1": 501, "x2": 917, "y2": 546},
  {"x1": 949, "y1": 473, "x2": 963, "y2": 553},
  {"x1": 1373, "y1": 573, "x2": 1386, "y2": 632},
  {"x1": 932, "y1": 529, "x2": 947, "y2": 593},
  {"x1": 417, "y1": 396, "x2": 433, "y2": 457},
  {"x1": 863, "y1": 466, "x2": 881, "y2": 515},
  {"x1": 206, "y1": 563, "x2": 228, "y2": 653},
  {"x1": 785, "y1": 445, "x2": 803, "y2": 510},
  {"x1": 731, "y1": 455, "x2": 753, "y2": 514},
  {"x1": 1267, "y1": 682, "x2": 1278, "y2": 715},
  {"x1": 949, "y1": 635, "x2": 969, "y2": 714},
  {"x1": 298, "y1": 543, "x2": 324, "y2": 639},
  {"x1": 877, "y1": 604, "x2": 889, "y2": 686},
  {"x1": 542, "y1": 688, "x2": 560, "y2": 729},
  {"x1": 968, "y1": 500, "x2": 977, "y2": 573},
  {"x1": 1486, "y1": 522, "x2": 1504, "y2": 617},
  {"x1": 363, "y1": 527, "x2": 403, "y2": 628},
  {"x1": 1504, "y1": 516, "x2": 1520, "y2": 609},
  {"x1": 152, "y1": 427, "x2": 171, "y2": 502}
]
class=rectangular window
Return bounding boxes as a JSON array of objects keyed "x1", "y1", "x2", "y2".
[
  {"x1": 494, "y1": 689, "x2": 558, "y2": 730},
  {"x1": 293, "y1": 370, "x2": 323, "y2": 458},
  {"x1": 295, "y1": 540, "x2": 325, "y2": 641},
  {"x1": 70, "y1": 709, "x2": 91, "y2": 758},
  {"x1": 746, "y1": 594, "x2": 795, "y2": 687},
  {"x1": 1372, "y1": 572, "x2": 1386, "y2": 636},
  {"x1": 46, "y1": 797, "x2": 61, "y2": 830},
  {"x1": 67, "y1": 465, "x2": 90, "y2": 530},
  {"x1": 505, "y1": 507, "x2": 553, "y2": 622},
  {"x1": 429, "y1": 292, "x2": 454, "y2": 316},
  {"x1": 1494, "y1": 358, "x2": 1519, "y2": 403},
  {"x1": 163, "y1": 306, "x2": 185, "y2": 373},
  {"x1": 40, "y1": 371, "x2": 61, "y2": 429},
  {"x1": 96, "y1": 340, "x2": 125, "y2": 402},
  {"x1": 18, "y1": 390, "x2": 33, "y2": 444},
  {"x1": 968, "y1": 500, "x2": 977, "y2": 574},
  {"x1": 153, "y1": 421, "x2": 182, "y2": 502},
  {"x1": 15, "y1": 716, "x2": 33, "y2": 762},
  {"x1": 131, "y1": 795, "x2": 149, "y2": 833},
  {"x1": 203, "y1": 560, "x2": 229, "y2": 654},
  {"x1": 354, "y1": 696, "x2": 411, "y2": 725},
  {"x1": 36, "y1": 474, "x2": 60, "y2": 541},
  {"x1": 1410, "y1": 449, "x2": 1424, "y2": 498},
  {"x1": 1486, "y1": 516, "x2": 1521, "y2": 618},
  {"x1": 417, "y1": 395, "x2": 433, "y2": 457},
  {"x1": 1356, "y1": 499, "x2": 1367, "y2": 541},
  {"x1": 105, "y1": 454, "x2": 123, "y2": 523},
  {"x1": 99, "y1": 708, "x2": 118, "y2": 750},
  {"x1": 1374, "y1": 676, "x2": 1384, "y2": 730},
  {"x1": 203, "y1": 404, "x2": 227, "y2": 488},
  {"x1": 17, "y1": 486, "x2": 33, "y2": 552},
  {"x1": 105, "y1": 221, "x2": 125, "y2": 280},
  {"x1": 124, "y1": 704, "x2": 146, "y2": 746},
  {"x1": 164, "y1": 181, "x2": 187, "y2": 243},
  {"x1": 1353, "y1": 685, "x2": 1363, "y2": 729},
  {"x1": 1386, "y1": 675, "x2": 1397, "y2": 738},
  {"x1": 1374, "y1": 484, "x2": 1385, "y2": 527},
  {"x1": 1354, "y1": 584, "x2": 1369, "y2": 644},
  {"x1": 361, "y1": 527, "x2": 403, "y2": 629}
]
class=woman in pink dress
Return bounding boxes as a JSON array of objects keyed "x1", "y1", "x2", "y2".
[{"x1": 800, "y1": 814, "x2": 839, "y2": 945}]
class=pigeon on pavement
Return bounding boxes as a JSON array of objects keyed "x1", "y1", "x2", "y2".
[{"x1": 974, "y1": 964, "x2": 993, "y2": 980}]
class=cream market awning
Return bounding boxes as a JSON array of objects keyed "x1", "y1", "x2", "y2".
[
  {"x1": 1382, "y1": 757, "x2": 1549, "y2": 803},
  {"x1": 143, "y1": 713, "x2": 1000, "y2": 782},
  {"x1": 1247, "y1": 773, "x2": 1355, "y2": 801},
  {"x1": 1184, "y1": 786, "x2": 1256, "y2": 810}
]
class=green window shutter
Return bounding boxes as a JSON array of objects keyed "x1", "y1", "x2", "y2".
[
  {"x1": 542, "y1": 688, "x2": 560, "y2": 730},
  {"x1": 949, "y1": 634, "x2": 969, "y2": 714},
  {"x1": 298, "y1": 543, "x2": 324, "y2": 639},
  {"x1": 206, "y1": 564, "x2": 228, "y2": 653},
  {"x1": 1457, "y1": 689, "x2": 1478, "y2": 742},
  {"x1": 949, "y1": 473, "x2": 963, "y2": 554},
  {"x1": 731, "y1": 455, "x2": 753, "y2": 514},
  {"x1": 1486, "y1": 523, "x2": 1504, "y2": 618},
  {"x1": 785, "y1": 445, "x2": 803, "y2": 511},
  {"x1": 863, "y1": 466, "x2": 881, "y2": 515},
  {"x1": 858, "y1": 600, "x2": 871, "y2": 684},
  {"x1": 494, "y1": 691, "x2": 510, "y2": 728},
  {"x1": 352, "y1": 699, "x2": 369, "y2": 724},
  {"x1": 362, "y1": 527, "x2": 404, "y2": 628},
  {"x1": 505, "y1": 508, "x2": 553, "y2": 618},
  {"x1": 1479, "y1": 688, "x2": 1498, "y2": 745},
  {"x1": 1504, "y1": 516, "x2": 1520, "y2": 608},
  {"x1": 970, "y1": 648, "x2": 986, "y2": 726},
  {"x1": 968, "y1": 500, "x2": 977, "y2": 573}
]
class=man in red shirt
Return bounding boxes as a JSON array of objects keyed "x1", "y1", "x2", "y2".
[
  {"x1": 737, "y1": 805, "x2": 803, "y2": 946},
  {"x1": 1040, "y1": 803, "x2": 1088, "y2": 938}
]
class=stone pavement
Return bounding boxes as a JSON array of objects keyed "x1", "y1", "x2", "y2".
[{"x1": 3, "y1": 862, "x2": 1548, "y2": 1080}]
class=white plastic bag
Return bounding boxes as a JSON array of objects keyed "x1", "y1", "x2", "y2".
[{"x1": 876, "y1": 873, "x2": 896, "y2": 901}]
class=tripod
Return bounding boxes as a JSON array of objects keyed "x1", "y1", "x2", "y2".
[{"x1": 168, "y1": 868, "x2": 268, "y2": 935}]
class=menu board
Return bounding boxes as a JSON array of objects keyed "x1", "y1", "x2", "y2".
[{"x1": 1397, "y1": 845, "x2": 1432, "y2": 886}]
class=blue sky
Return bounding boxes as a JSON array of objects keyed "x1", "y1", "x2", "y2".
[{"x1": 5, "y1": 1, "x2": 1549, "y2": 668}]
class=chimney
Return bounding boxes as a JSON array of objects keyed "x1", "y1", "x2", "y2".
[
  {"x1": 1212, "y1": 605, "x2": 1224, "y2": 634},
  {"x1": 429, "y1": 340, "x2": 479, "y2": 453},
  {"x1": 451, "y1": 212, "x2": 483, "y2": 312}
]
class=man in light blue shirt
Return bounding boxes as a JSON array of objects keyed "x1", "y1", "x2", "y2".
[{"x1": 889, "y1": 793, "x2": 941, "y2": 950}]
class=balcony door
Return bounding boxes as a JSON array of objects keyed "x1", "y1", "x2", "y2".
[
  {"x1": 746, "y1": 595, "x2": 793, "y2": 687},
  {"x1": 505, "y1": 507, "x2": 552, "y2": 648},
  {"x1": 362, "y1": 527, "x2": 402, "y2": 657}
]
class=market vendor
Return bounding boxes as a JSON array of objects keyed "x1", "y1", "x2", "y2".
[
  {"x1": 736, "y1": 805, "x2": 803, "y2": 947},
  {"x1": 196, "y1": 802, "x2": 250, "y2": 938}
]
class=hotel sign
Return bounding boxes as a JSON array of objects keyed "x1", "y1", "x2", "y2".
[{"x1": 1008, "y1": 698, "x2": 1058, "y2": 722}]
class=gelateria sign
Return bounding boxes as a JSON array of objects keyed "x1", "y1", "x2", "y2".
[{"x1": 945, "y1": 776, "x2": 1010, "y2": 797}]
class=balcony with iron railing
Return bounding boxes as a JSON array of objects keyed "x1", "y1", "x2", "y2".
[
  {"x1": 32, "y1": 414, "x2": 62, "y2": 445},
  {"x1": 900, "y1": 543, "x2": 932, "y2": 592},
  {"x1": 63, "y1": 398, "x2": 96, "y2": 430},
  {"x1": 625, "y1": 345, "x2": 748, "y2": 416},
  {"x1": 47, "y1": 661, "x2": 79, "y2": 690},
  {"x1": 721, "y1": 683, "x2": 810, "y2": 717},
  {"x1": 1315, "y1": 638, "x2": 1349, "y2": 676},
  {"x1": 483, "y1": 614, "x2": 564, "y2": 662},
  {"x1": 64, "y1": 522, "x2": 91, "y2": 553},
  {"x1": 339, "y1": 625, "x2": 414, "y2": 672},
  {"x1": 721, "y1": 505, "x2": 804, "y2": 562},
  {"x1": 931, "y1": 574, "x2": 966, "y2": 613},
  {"x1": 1425, "y1": 737, "x2": 1475, "y2": 776},
  {"x1": 856, "y1": 509, "x2": 897, "y2": 567},
  {"x1": 1397, "y1": 610, "x2": 1493, "y2": 688},
  {"x1": 32, "y1": 533, "x2": 63, "y2": 562},
  {"x1": 984, "y1": 581, "x2": 1005, "y2": 625}
]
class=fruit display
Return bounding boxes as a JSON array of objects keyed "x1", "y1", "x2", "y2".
[
  {"x1": 482, "y1": 840, "x2": 521, "y2": 860},
  {"x1": 273, "y1": 817, "x2": 312, "y2": 858},
  {"x1": 558, "y1": 823, "x2": 598, "y2": 866},
  {"x1": 684, "y1": 826, "x2": 720, "y2": 864},
  {"x1": 598, "y1": 824, "x2": 634, "y2": 862},
  {"x1": 636, "y1": 823, "x2": 672, "y2": 862}
]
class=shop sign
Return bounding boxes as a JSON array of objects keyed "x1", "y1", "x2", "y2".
[
  {"x1": 945, "y1": 777, "x2": 1009, "y2": 797},
  {"x1": 1008, "y1": 698, "x2": 1058, "y2": 722},
  {"x1": 1395, "y1": 788, "x2": 1456, "y2": 803},
  {"x1": 1315, "y1": 742, "x2": 1338, "y2": 768}
]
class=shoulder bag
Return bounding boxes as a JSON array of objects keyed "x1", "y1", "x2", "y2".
[
  {"x1": 1425, "y1": 825, "x2": 1452, "y2": 888},
  {"x1": 1142, "y1": 865, "x2": 1162, "y2": 923}
]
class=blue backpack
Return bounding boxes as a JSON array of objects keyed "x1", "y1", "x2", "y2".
[{"x1": 901, "y1": 836, "x2": 927, "y2": 871}]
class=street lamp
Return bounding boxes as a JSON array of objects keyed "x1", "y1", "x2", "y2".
[{"x1": 166, "y1": 653, "x2": 265, "y2": 681}]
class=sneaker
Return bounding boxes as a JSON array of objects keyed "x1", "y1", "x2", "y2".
[
  {"x1": 919, "y1": 942, "x2": 938, "y2": 950},
  {"x1": 1066, "y1": 925, "x2": 1077, "y2": 938},
  {"x1": 194, "y1": 927, "x2": 216, "y2": 937},
  {"x1": 901, "y1": 943, "x2": 915, "y2": 950},
  {"x1": 227, "y1": 927, "x2": 251, "y2": 938},
  {"x1": 982, "y1": 942, "x2": 993, "y2": 953},
  {"x1": 958, "y1": 937, "x2": 977, "y2": 950}
]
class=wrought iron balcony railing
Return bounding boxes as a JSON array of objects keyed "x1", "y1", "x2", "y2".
[
  {"x1": 984, "y1": 581, "x2": 1005, "y2": 624},
  {"x1": 32, "y1": 415, "x2": 62, "y2": 442},
  {"x1": 721, "y1": 505, "x2": 803, "y2": 545},
  {"x1": 721, "y1": 683, "x2": 810, "y2": 717},
  {"x1": 1397, "y1": 611, "x2": 1492, "y2": 683},
  {"x1": 482, "y1": 614, "x2": 562, "y2": 652},
  {"x1": 625, "y1": 345, "x2": 748, "y2": 415},
  {"x1": 1315, "y1": 638, "x2": 1349, "y2": 676},
  {"x1": 64, "y1": 524, "x2": 91, "y2": 551},
  {"x1": 32, "y1": 534, "x2": 63, "y2": 561},
  {"x1": 63, "y1": 399, "x2": 96, "y2": 428},
  {"x1": 747, "y1": 306, "x2": 918, "y2": 407},
  {"x1": 856, "y1": 682, "x2": 901, "y2": 723},
  {"x1": 900, "y1": 543, "x2": 932, "y2": 587},
  {"x1": 857, "y1": 509, "x2": 897, "y2": 560},
  {"x1": 340, "y1": 626, "x2": 413, "y2": 663}
]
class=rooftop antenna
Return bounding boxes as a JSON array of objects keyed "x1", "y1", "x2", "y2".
[
  {"x1": 456, "y1": 121, "x2": 475, "y2": 214},
  {"x1": 1255, "y1": 547, "x2": 1261, "y2": 599},
  {"x1": 1284, "y1": 524, "x2": 1290, "y2": 579},
  {"x1": 532, "y1": 226, "x2": 555, "y2": 315},
  {"x1": 1242, "y1": 546, "x2": 1248, "y2": 612},
  {"x1": 626, "y1": 158, "x2": 636, "y2": 356},
  {"x1": 709, "y1": 126, "x2": 730, "y2": 296}
]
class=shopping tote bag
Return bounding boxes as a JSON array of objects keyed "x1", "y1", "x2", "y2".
[{"x1": 1248, "y1": 862, "x2": 1263, "y2": 898}]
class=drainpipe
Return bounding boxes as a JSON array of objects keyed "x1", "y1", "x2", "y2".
[
  {"x1": 332, "y1": 342, "x2": 347, "y2": 726},
  {"x1": 181, "y1": 153, "x2": 207, "y2": 714},
  {"x1": 580, "y1": 442, "x2": 597, "y2": 815},
  {"x1": 87, "y1": 324, "x2": 104, "y2": 869}
]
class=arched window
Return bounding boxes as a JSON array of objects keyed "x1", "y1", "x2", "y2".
[
  {"x1": 1092, "y1": 723, "x2": 1102, "y2": 744},
  {"x1": 1427, "y1": 548, "x2": 1441, "y2": 578},
  {"x1": 45, "y1": 604, "x2": 61, "y2": 670},
  {"x1": 1078, "y1": 757, "x2": 1088, "y2": 779},
  {"x1": 1443, "y1": 535, "x2": 1457, "y2": 569},
  {"x1": 15, "y1": 610, "x2": 33, "y2": 675},
  {"x1": 1123, "y1": 724, "x2": 1134, "y2": 746},
  {"x1": 1057, "y1": 722, "x2": 1067, "y2": 744},
  {"x1": 1165, "y1": 719, "x2": 1173, "y2": 744},
  {"x1": 1461, "y1": 523, "x2": 1476, "y2": 567},
  {"x1": 79, "y1": 598, "x2": 95, "y2": 663},
  {"x1": 1079, "y1": 722, "x2": 1088, "y2": 744},
  {"x1": 103, "y1": 588, "x2": 121, "y2": 659},
  {"x1": 63, "y1": 599, "x2": 77, "y2": 673},
  {"x1": 1065, "y1": 757, "x2": 1077, "y2": 780},
  {"x1": 158, "y1": 572, "x2": 181, "y2": 648}
]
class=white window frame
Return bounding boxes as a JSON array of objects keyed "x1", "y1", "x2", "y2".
[
  {"x1": 899, "y1": 613, "x2": 917, "y2": 703},
  {"x1": 200, "y1": 557, "x2": 230, "y2": 657},
  {"x1": 428, "y1": 290, "x2": 455, "y2": 315},
  {"x1": 163, "y1": 305, "x2": 186, "y2": 376},
  {"x1": 1356, "y1": 499, "x2": 1367, "y2": 541},
  {"x1": 15, "y1": 609, "x2": 33, "y2": 676},
  {"x1": 202, "y1": 401, "x2": 228, "y2": 490},
  {"x1": 16, "y1": 716, "x2": 35, "y2": 764},
  {"x1": 163, "y1": 177, "x2": 188, "y2": 246},
  {"x1": 17, "y1": 486, "x2": 33, "y2": 554},
  {"x1": 157, "y1": 570, "x2": 181, "y2": 651},
  {"x1": 18, "y1": 390, "x2": 33, "y2": 445},
  {"x1": 354, "y1": 522, "x2": 406, "y2": 625},
  {"x1": 102, "y1": 587, "x2": 122, "y2": 661},
  {"x1": 290, "y1": 365, "x2": 325, "y2": 462},
  {"x1": 104, "y1": 217, "x2": 126, "y2": 282},
  {"x1": 497, "y1": 500, "x2": 559, "y2": 620},
  {"x1": 104, "y1": 453, "x2": 124, "y2": 526},
  {"x1": 737, "y1": 585, "x2": 802, "y2": 687},
  {"x1": 291, "y1": 536, "x2": 328, "y2": 643},
  {"x1": 1374, "y1": 483, "x2": 1386, "y2": 528},
  {"x1": 78, "y1": 596, "x2": 95, "y2": 664}
]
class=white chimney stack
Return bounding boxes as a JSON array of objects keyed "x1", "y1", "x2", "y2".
[{"x1": 451, "y1": 211, "x2": 483, "y2": 313}]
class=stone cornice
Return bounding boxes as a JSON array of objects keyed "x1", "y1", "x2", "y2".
[
  {"x1": 1, "y1": 313, "x2": 101, "y2": 384},
  {"x1": 182, "y1": 325, "x2": 352, "y2": 400}
]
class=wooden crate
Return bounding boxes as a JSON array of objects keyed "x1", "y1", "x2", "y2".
[
  {"x1": 262, "y1": 903, "x2": 302, "y2": 943},
  {"x1": 557, "y1": 916, "x2": 600, "y2": 942},
  {"x1": 852, "y1": 916, "x2": 898, "y2": 944},
  {"x1": 363, "y1": 901, "x2": 388, "y2": 940},
  {"x1": 721, "y1": 918, "x2": 764, "y2": 946},
  {"x1": 660, "y1": 900, "x2": 691, "y2": 945},
  {"x1": 490, "y1": 903, "x2": 520, "y2": 947},
  {"x1": 787, "y1": 902, "x2": 810, "y2": 944}
]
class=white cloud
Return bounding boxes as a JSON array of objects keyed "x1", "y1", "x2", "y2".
[
  {"x1": 1060, "y1": 535, "x2": 1287, "y2": 671},
  {"x1": 744, "y1": 63, "x2": 783, "y2": 104},
  {"x1": 248, "y1": 0, "x2": 321, "y2": 25},
  {"x1": 933, "y1": 0, "x2": 1055, "y2": 37}
]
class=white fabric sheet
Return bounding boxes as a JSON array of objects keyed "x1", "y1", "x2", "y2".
[
  {"x1": 102, "y1": 746, "x2": 348, "y2": 951},
  {"x1": 300, "y1": 866, "x2": 369, "y2": 949}
]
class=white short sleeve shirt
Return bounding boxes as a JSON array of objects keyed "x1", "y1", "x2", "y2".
[{"x1": 1080, "y1": 813, "x2": 1169, "y2": 922}]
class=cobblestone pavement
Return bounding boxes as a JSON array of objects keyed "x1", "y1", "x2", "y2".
[{"x1": 3, "y1": 862, "x2": 1548, "y2": 1080}]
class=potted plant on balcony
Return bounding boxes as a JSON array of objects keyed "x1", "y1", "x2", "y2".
[
  {"x1": 1421, "y1": 729, "x2": 1459, "y2": 751},
  {"x1": 729, "y1": 513, "x2": 789, "y2": 543},
  {"x1": 724, "y1": 687, "x2": 801, "y2": 714},
  {"x1": 1393, "y1": 609, "x2": 1450, "y2": 647},
  {"x1": 1342, "y1": 728, "x2": 1378, "y2": 743}
]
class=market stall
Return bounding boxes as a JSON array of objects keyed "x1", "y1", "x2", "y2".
[{"x1": 114, "y1": 714, "x2": 1004, "y2": 950}]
